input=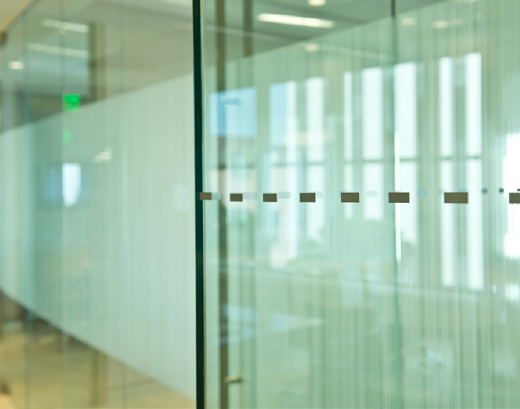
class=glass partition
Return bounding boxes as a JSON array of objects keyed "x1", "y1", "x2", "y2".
[
  {"x1": 200, "y1": 0, "x2": 520, "y2": 408},
  {"x1": 396, "y1": 1, "x2": 520, "y2": 407},
  {"x1": 3, "y1": 0, "x2": 520, "y2": 408},
  {"x1": 202, "y1": 1, "x2": 397, "y2": 408},
  {"x1": 0, "y1": 0, "x2": 196, "y2": 408}
]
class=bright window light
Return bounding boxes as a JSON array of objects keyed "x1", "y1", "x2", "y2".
[
  {"x1": 505, "y1": 284, "x2": 520, "y2": 302},
  {"x1": 466, "y1": 53, "x2": 482, "y2": 155},
  {"x1": 257, "y1": 13, "x2": 335, "y2": 28},
  {"x1": 62, "y1": 163, "x2": 82, "y2": 207},
  {"x1": 440, "y1": 57, "x2": 453, "y2": 156},
  {"x1": 362, "y1": 67, "x2": 383, "y2": 159},
  {"x1": 504, "y1": 133, "x2": 520, "y2": 258}
]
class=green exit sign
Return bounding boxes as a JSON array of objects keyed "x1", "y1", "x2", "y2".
[{"x1": 62, "y1": 94, "x2": 81, "y2": 112}]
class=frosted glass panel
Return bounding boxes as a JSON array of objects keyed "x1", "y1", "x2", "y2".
[{"x1": 0, "y1": 0, "x2": 196, "y2": 407}]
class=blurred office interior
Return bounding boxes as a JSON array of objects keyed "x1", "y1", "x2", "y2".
[{"x1": 2, "y1": 0, "x2": 520, "y2": 408}]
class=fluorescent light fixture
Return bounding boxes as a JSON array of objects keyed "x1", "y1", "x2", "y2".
[
  {"x1": 154, "y1": 0, "x2": 192, "y2": 6},
  {"x1": 401, "y1": 17, "x2": 416, "y2": 26},
  {"x1": 94, "y1": 148, "x2": 112, "y2": 164},
  {"x1": 308, "y1": 0, "x2": 326, "y2": 5},
  {"x1": 27, "y1": 43, "x2": 88, "y2": 58},
  {"x1": 42, "y1": 19, "x2": 89, "y2": 33},
  {"x1": 433, "y1": 19, "x2": 463, "y2": 29},
  {"x1": 432, "y1": 20, "x2": 449, "y2": 29},
  {"x1": 305, "y1": 43, "x2": 320, "y2": 52},
  {"x1": 8, "y1": 61, "x2": 24, "y2": 70},
  {"x1": 257, "y1": 13, "x2": 335, "y2": 28}
]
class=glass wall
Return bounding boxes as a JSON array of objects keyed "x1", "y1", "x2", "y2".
[
  {"x1": 3, "y1": 0, "x2": 520, "y2": 408},
  {"x1": 0, "y1": 0, "x2": 196, "y2": 408},
  {"x1": 201, "y1": 0, "x2": 520, "y2": 408}
]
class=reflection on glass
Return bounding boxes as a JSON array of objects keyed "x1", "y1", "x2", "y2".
[
  {"x1": 202, "y1": 0, "x2": 520, "y2": 408},
  {"x1": 362, "y1": 67, "x2": 384, "y2": 160}
]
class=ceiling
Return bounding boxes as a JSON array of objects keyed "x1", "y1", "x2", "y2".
[{"x1": 0, "y1": 0, "x2": 34, "y2": 32}]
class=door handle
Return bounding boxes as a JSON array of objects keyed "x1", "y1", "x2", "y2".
[{"x1": 224, "y1": 375, "x2": 243, "y2": 384}]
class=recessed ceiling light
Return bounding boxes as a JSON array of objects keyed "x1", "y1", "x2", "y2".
[
  {"x1": 401, "y1": 17, "x2": 416, "y2": 26},
  {"x1": 8, "y1": 61, "x2": 24, "y2": 70},
  {"x1": 305, "y1": 43, "x2": 320, "y2": 52},
  {"x1": 257, "y1": 13, "x2": 335, "y2": 28},
  {"x1": 432, "y1": 19, "x2": 463, "y2": 29},
  {"x1": 432, "y1": 20, "x2": 449, "y2": 29},
  {"x1": 308, "y1": 0, "x2": 326, "y2": 6}
]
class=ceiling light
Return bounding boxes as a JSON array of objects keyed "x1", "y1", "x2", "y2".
[
  {"x1": 42, "y1": 19, "x2": 89, "y2": 33},
  {"x1": 8, "y1": 61, "x2": 24, "y2": 70},
  {"x1": 401, "y1": 17, "x2": 416, "y2": 26},
  {"x1": 154, "y1": 0, "x2": 192, "y2": 6},
  {"x1": 305, "y1": 43, "x2": 320, "y2": 52},
  {"x1": 308, "y1": 0, "x2": 326, "y2": 6},
  {"x1": 257, "y1": 13, "x2": 335, "y2": 28},
  {"x1": 27, "y1": 43, "x2": 88, "y2": 58},
  {"x1": 432, "y1": 19, "x2": 463, "y2": 29},
  {"x1": 94, "y1": 149, "x2": 112, "y2": 164},
  {"x1": 432, "y1": 20, "x2": 449, "y2": 29}
]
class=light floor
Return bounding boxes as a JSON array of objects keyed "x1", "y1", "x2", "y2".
[
  {"x1": 0, "y1": 396, "x2": 14, "y2": 409},
  {"x1": 0, "y1": 321, "x2": 195, "y2": 409}
]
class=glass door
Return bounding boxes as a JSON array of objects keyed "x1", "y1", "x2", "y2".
[{"x1": 201, "y1": 1, "x2": 397, "y2": 408}]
